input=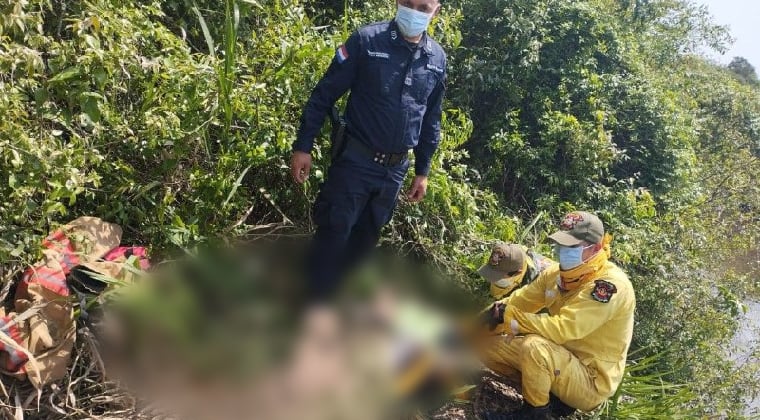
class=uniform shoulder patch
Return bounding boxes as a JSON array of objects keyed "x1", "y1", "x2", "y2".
[
  {"x1": 335, "y1": 45, "x2": 349, "y2": 63},
  {"x1": 591, "y1": 280, "x2": 617, "y2": 303}
]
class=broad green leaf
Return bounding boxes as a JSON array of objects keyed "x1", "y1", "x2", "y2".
[{"x1": 49, "y1": 67, "x2": 80, "y2": 83}]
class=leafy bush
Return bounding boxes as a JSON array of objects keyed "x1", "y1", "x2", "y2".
[{"x1": 1, "y1": 0, "x2": 759, "y2": 416}]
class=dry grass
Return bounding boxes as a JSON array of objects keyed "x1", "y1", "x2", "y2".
[{"x1": 0, "y1": 321, "x2": 173, "y2": 420}]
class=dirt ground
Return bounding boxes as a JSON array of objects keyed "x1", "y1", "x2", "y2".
[{"x1": 429, "y1": 370, "x2": 524, "y2": 420}]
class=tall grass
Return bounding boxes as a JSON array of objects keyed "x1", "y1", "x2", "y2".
[
  {"x1": 220, "y1": 0, "x2": 239, "y2": 140},
  {"x1": 597, "y1": 349, "x2": 699, "y2": 419},
  {"x1": 192, "y1": 0, "x2": 240, "y2": 145}
]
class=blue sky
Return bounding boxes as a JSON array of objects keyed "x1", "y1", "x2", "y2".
[{"x1": 698, "y1": 0, "x2": 760, "y2": 69}]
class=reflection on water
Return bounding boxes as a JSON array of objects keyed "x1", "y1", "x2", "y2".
[{"x1": 732, "y1": 300, "x2": 760, "y2": 414}]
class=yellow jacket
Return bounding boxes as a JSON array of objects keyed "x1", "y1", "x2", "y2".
[{"x1": 500, "y1": 261, "x2": 635, "y2": 397}]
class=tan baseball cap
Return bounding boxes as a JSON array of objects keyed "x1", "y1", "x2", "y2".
[
  {"x1": 547, "y1": 211, "x2": 604, "y2": 246},
  {"x1": 478, "y1": 243, "x2": 526, "y2": 287}
]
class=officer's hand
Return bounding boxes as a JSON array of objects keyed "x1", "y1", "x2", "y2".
[
  {"x1": 481, "y1": 302, "x2": 507, "y2": 332},
  {"x1": 290, "y1": 151, "x2": 312, "y2": 184},
  {"x1": 407, "y1": 175, "x2": 428, "y2": 203}
]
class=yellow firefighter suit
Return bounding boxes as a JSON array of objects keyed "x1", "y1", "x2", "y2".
[{"x1": 479, "y1": 259, "x2": 635, "y2": 411}]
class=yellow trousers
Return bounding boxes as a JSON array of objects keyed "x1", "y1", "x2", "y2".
[{"x1": 479, "y1": 334, "x2": 606, "y2": 411}]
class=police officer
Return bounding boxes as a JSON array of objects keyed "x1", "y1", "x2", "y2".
[
  {"x1": 478, "y1": 212, "x2": 636, "y2": 420},
  {"x1": 478, "y1": 243, "x2": 555, "y2": 299},
  {"x1": 290, "y1": 0, "x2": 447, "y2": 300}
]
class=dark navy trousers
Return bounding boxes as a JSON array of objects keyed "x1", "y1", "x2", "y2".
[{"x1": 308, "y1": 146, "x2": 409, "y2": 300}]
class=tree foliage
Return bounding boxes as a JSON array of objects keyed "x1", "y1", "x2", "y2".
[
  {"x1": 1, "y1": 0, "x2": 759, "y2": 416},
  {"x1": 728, "y1": 56, "x2": 760, "y2": 86}
]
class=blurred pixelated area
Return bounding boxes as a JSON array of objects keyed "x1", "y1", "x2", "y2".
[{"x1": 1, "y1": 237, "x2": 520, "y2": 419}]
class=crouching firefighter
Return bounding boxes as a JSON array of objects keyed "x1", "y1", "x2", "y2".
[
  {"x1": 477, "y1": 211, "x2": 636, "y2": 420},
  {"x1": 477, "y1": 243, "x2": 554, "y2": 300}
]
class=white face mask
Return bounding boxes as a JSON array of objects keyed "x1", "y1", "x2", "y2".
[
  {"x1": 395, "y1": 5, "x2": 434, "y2": 38},
  {"x1": 555, "y1": 244, "x2": 594, "y2": 270}
]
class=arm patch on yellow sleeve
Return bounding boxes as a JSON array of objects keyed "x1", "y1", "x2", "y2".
[{"x1": 591, "y1": 280, "x2": 617, "y2": 303}]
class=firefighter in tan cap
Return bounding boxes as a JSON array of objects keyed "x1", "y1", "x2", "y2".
[
  {"x1": 478, "y1": 243, "x2": 554, "y2": 299},
  {"x1": 477, "y1": 211, "x2": 635, "y2": 420}
]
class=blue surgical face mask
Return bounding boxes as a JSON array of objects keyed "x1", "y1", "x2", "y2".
[
  {"x1": 556, "y1": 245, "x2": 592, "y2": 270},
  {"x1": 395, "y1": 5, "x2": 434, "y2": 38}
]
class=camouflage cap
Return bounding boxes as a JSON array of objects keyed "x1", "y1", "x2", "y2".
[
  {"x1": 547, "y1": 211, "x2": 604, "y2": 246},
  {"x1": 478, "y1": 243, "x2": 526, "y2": 286}
]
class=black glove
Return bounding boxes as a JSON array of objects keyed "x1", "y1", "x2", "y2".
[{"x1": 481, "y1": 302, "x2": 507, "y2": 331}]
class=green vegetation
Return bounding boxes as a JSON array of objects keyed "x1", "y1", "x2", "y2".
[{"x1": 1, "y1": 0, "x2": 758, "y2": 417}]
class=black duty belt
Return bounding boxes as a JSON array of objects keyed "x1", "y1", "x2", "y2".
[{"x1": 346, "y1": 137, "x2": 408, "y2": 167}]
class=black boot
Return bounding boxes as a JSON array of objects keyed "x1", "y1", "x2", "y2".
[
  {"x1": 480, "y1": 403, "x2": 553, "y2": 420},
  {"x1": 548, "y1": 394, "x2": 576, "y2": 418}
]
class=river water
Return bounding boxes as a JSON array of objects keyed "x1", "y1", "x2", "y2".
[{"x1": 732, "y1": 300, "x2": 760, "y2": 415}]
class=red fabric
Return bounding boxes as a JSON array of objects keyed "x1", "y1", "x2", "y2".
[
  {"x1": 0, "y1": 316, "x2": 29, "y2": 372},
  {"x1": 18, "y1": 229, "x2": 80, "y2": 297},
  {"x1": 102, "y1": 246, "x2": 150, "y2": 270}
]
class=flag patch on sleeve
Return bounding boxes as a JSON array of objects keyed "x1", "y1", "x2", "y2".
[{"x1": 336, "y1": 45, "x2": 349, "y2": 63}]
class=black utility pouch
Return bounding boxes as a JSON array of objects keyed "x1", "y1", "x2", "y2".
[{"x1": 330, "y1": 105, "x2": 348, "y2": 160}]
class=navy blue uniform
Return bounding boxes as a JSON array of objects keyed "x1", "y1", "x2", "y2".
[{"x1": 295, "y1": 20, "x2": 447, "y2": 299}]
